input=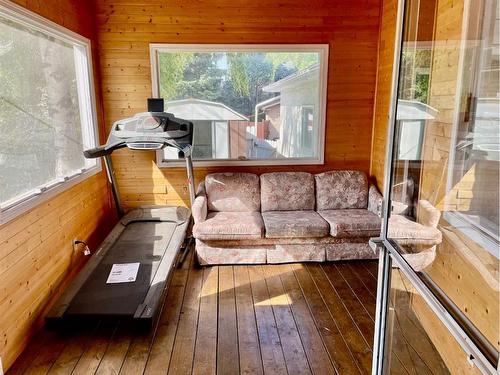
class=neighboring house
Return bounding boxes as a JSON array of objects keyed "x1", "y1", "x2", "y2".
[
  {"x1": 396, "y1": 99, "x2": 438, "y2": 160},
  {"x1": 260, "y1": 63, "x2": 320, "y2": 158},
  {"x1": 163, "y1": 98, "x2": 249, "y2": 160},
  {"x1": 255, "y1": 95, "x2": 281, "y2": 140},
  {"x1": 392, "y1": 99, "x2": 438, "y2": 214}
]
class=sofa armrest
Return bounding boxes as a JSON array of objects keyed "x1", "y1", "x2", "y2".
[
  {"x1": 417, "y1": 199, "x2": 441, "y2": 228},
  {"x1": 192, "y1": 195, "x2": 207, "y2": 224},
  {"x1": 192, "y1": 181, "x2": 207, "y2": 224},
  {"x1": 368, "y1": 185, "x2": 383, "y2": 217}
]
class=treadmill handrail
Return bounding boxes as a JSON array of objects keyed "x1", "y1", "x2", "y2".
[
  {"x1": 84, "y1": 137, "x2": 191, "y2": 159},
  {"x1": 84, "y1": 141, "x2": 126, "y2": 158}
]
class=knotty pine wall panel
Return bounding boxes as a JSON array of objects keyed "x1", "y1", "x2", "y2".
[
  {"x1": 370, "y1": 0, "x2": 397, "y2": 192},
  {"x1": 95, "y1": 0, "x2": 382, "y2": 209},
  {"x1": 369, "y1": 0, "x2": 437, "y2": 193},
  {"x1": 0, "y1": 1, "x2": 116, "y2": 370}
]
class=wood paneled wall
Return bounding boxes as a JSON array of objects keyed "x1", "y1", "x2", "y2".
[
  {"x1": 0, "y1": 1, "x2": 116, "y2": 371},
  {"x1": 370, "y1": 0, "x2": 398, "y2": 192},
  {"x1": 94, "y1": 0, "x2": 382, "y2": 209},
  {"x1": 370, "y1": 0, "x2": 437, "y2": 192},
  {"x1": 418, "y1": 0, "x2": 464, "y2": 207}
]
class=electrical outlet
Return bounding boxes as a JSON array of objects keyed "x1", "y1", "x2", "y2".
[{"x1": 73, "y1": 239, "x2": 91, "y2": 256}]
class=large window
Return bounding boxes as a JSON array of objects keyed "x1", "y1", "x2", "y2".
[
  {"x1": 150, "y1": 44, "x2": 328, "y2": 166},
  {"x1": 0, "y1": 2, "x2": 99, "y2": 223}
]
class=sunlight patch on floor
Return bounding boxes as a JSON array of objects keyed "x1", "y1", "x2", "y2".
[{"x1": 254, "y1": 293, "x2": 291, "y2": 306}]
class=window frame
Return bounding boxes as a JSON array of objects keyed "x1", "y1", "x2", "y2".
[
  {"x1": 149, "y1": 43, "x2": 329, "y2": 167},
  {"x1": 0, "y1": 0, "x2": 101, "y2": 225}
]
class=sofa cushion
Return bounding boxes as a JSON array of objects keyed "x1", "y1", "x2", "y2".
[
  {"x1": 318, "y1": 209, "x2": 381, "y2": 237},
  {"x1": 193, "y1": 211, "x2": 264, "y2": 240},
  {"x1": 260, "y1": 172, "x2": 315, "y2": 212},
  {"x1": 389, "y1": 215, "x2": 442, "y2": 245},
  {"x1": 205, "y1": 173, "x2": 260, "y2": 212},
  {"x1": 262, "y1": 211, "x2": 329, "y2": 238},
  {"x1": 315, "y1": 170, "x2": 368, "y2": 210}
]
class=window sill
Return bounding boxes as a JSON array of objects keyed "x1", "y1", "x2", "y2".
[
  {"x1": 0, "y1": 162, "x2": 102, "y2": 226},
  {"x1": 156, "y1": 150, "x2": 324, "y2": 168},
  {"x1": 442, "y1": 211, "x2": 499, "y2": 259}
]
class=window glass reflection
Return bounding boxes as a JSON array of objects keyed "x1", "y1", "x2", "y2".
[{"x1": 388, "y1": 0, "x2": 499, "y2": 353}]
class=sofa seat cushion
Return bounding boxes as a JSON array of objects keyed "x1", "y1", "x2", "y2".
[
  {"x1": 388, "y1": 215, "x2": 442, "y2": 246},
  {"x1": 193, "y1": 211, "x2": 264, "y2": 240},
  {"x1": 262, "y1": 210, "x2": 329, "y2": 238},
  {"x1": 260, "y1": 172, "x2": 315, "y2": 212},
  {"x1": 315, "y1": 170, "x2": 368, "y2": 210},
  {"x1": 318, "y1": 209, "x2": 381, "y2": 238}
]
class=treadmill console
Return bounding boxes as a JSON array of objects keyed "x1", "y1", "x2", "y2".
[
  {"x1": 84, "y1": 100, "x2": 193, "y2": 159},
  {"x1": 114, "y1": 112, "x2": 190, "y2": 138}
]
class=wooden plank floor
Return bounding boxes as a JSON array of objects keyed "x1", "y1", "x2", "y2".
[{"x1": 8, "y1": 250, "x2": 380, "y2": 375}]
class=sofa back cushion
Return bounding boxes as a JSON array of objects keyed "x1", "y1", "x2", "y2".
[
  {"x1": 260, "y1": 172, "x2": 315, "y2": 212},
  {"x1": 315, "y1": 170, "x2": 368, "y2": 210},
  {"x1": 205, "y1": 173, "x2": 260, "y2": 212}
]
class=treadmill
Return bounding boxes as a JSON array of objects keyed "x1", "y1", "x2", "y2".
[{"x1": 46, "y1": 99, "x2": 195, "y2": 328}]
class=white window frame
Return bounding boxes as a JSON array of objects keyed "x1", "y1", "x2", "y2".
[
  {"x1": 149, "y1": 43, "x2": 329, "y2": 167},
  {"x1": 0, "y1": 0, "x2": 101, "y2": 225}
]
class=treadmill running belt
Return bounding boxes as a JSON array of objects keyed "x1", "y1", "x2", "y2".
[{"x1": 66, "y1": 221, "x2": 177, "y2": 316}]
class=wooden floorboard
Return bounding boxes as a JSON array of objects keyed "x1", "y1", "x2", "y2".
[
  {"x1": 217, "y1": 266, "x2": 239, "y2": 375},
  {"x1": 347, "y1": 263, "x2": 378, "y2": 299},
  {"x1": 234, "y1": 266, "x2": 263, "y2": 375},
  {"x1": 192, "y1": 267, "x2": 218, "y2": 375},
  {"x1": 278, "y1": 264, "x2": 337, "y2": 375},
  {"x1": 362, "y1": 262, "x2": 379, "y2": 281},
  {"x1": 263, "y1": 265, "x2": 312, "y2": 375},
  {"x1": 7, "y1": 331, "x2": 61, "y2": 375},
  {"x1": 118, "y1": 326, "x2": 155, "y2": 375},
  {"x1": 167, "y1": 255, "x2": 204, "y2": 375},
  {"x1": 7, "y1": 254, "x2": 381, "y2": 375},
  {"x1": 23, "y1": 332, "x2": 67, "y2": 375},
  {"x1": 291, "y1": 263, "x2": 361, "y2": 375},
  {"x1": 47, "y1": 322, "x2": 99, "y2": 375},
  {"x1": 72, "y1": 323, "x2": 117, "y2": 375},
  {"x1": 335, "y1": 264, "x2": 377, "y2": 320},
  {"x1": 248, "y1": 266, "x2": 288, "y2": 375},
  {"x1": 306, "y1": 264, "x2": 372, "y2": 374},
  {"x1": 94, "y1": 321, "x2": 133, "y2": 375},
  {"x1": 143, "y1": 250, "x2": 193, "y2": 375},
  {"x1": 321, "y1": 264, "x2": 375, "y2": 347}
]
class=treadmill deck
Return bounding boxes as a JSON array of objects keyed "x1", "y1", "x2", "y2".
[{"x1": 46, "y1": 206, "x2": 190, "y2": 325}]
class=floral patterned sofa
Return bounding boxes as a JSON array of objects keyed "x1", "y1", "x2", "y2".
[{"x1": 191, "y1": 170, "x2": 384, "y2": 265}]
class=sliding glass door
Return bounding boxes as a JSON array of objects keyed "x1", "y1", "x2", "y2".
[{"x1": 373, "y1": 0, "x2": 499, "y2": 373}]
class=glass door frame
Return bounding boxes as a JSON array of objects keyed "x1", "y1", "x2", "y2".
[{"x1": 371, "y1": 0, "x2": 499, "y2": 373}]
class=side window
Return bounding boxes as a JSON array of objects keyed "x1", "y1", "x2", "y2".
[{"x1": 0, "y1": 3, "x2": 99, "y2": 223}]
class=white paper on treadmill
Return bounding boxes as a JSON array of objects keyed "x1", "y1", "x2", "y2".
[{"x1": 106, "y1": 262, "x2": 140, "y2": 283}]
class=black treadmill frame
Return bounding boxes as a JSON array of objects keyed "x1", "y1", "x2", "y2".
[{"x1": 45, "y1": 108, "x2": 196, "y2": 329}]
